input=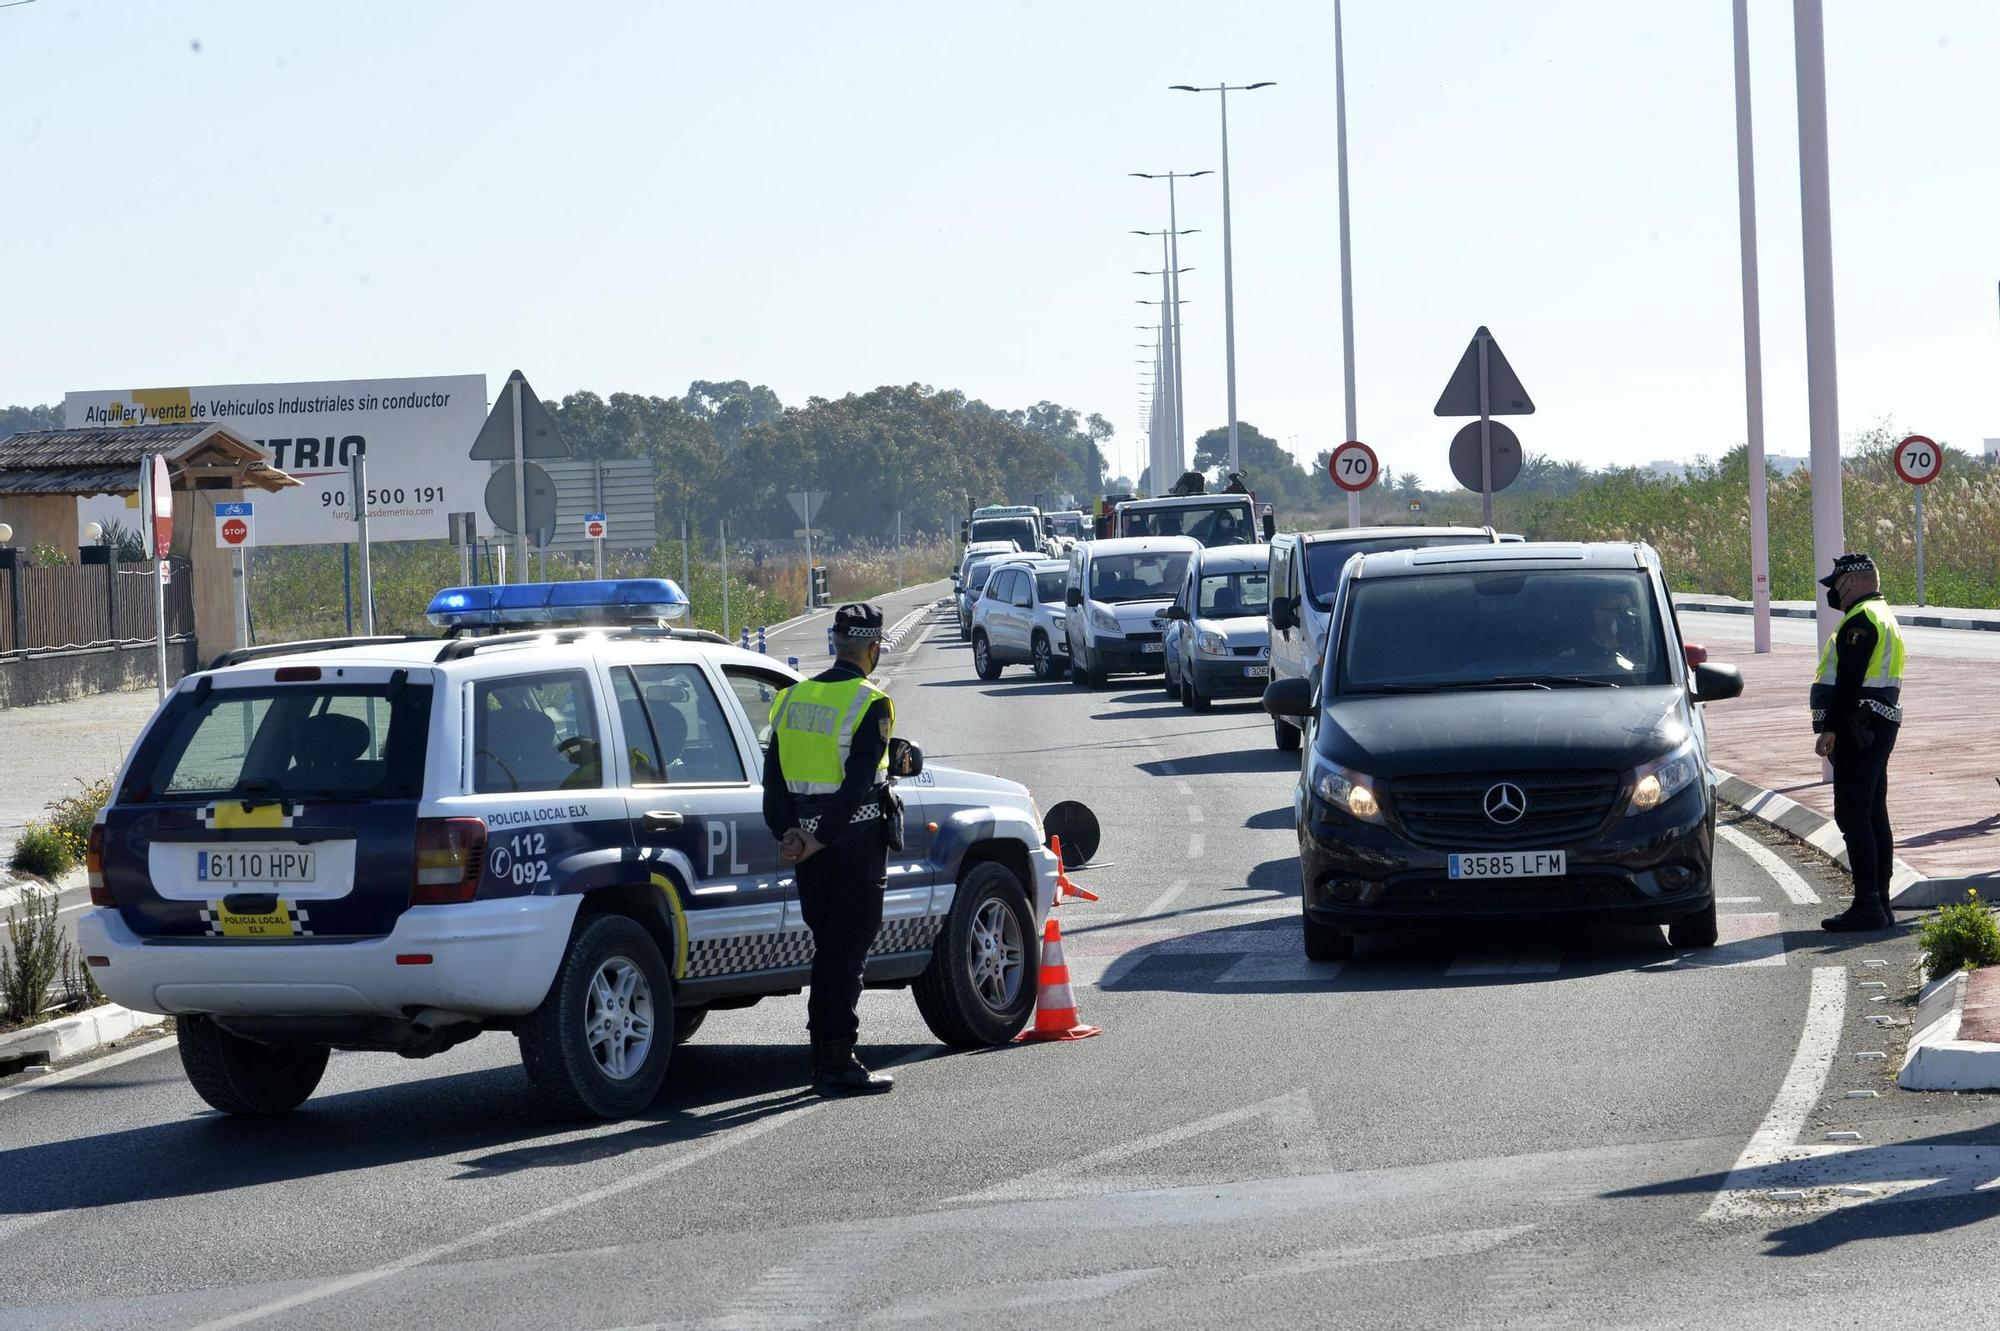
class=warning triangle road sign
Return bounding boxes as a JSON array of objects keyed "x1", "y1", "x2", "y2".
[
  {"x1": 1434, "y1": 327, "x2": 1535, "y2": 417},
  {"x1": 469, "y1": 369, "x2": 573, "y2": 460}
]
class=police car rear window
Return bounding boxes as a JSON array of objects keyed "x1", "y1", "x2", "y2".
[{"x1": 124, "y1": 683, "x2": 433, "y2": 803}]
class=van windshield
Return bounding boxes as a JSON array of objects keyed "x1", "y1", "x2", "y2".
[
  {"x1": 1090, "y1": 551, "x2": 1192, "y2": 602},
  {"x1": 123, "y1": 682, "x2": 433, "y2": 803},
  {"x1": 1336, "y1": 569, "x2": 1670, "y2": 693},
  {"x1": 1122, "y1": 500, "x2": 1255, "y2": 547},
  {"x1": 1302, "y1": 534, "x2": 1493, "y2": 609},
  {"x1": 969, "y1": 517, "x2": 1040, "y2": 551}
]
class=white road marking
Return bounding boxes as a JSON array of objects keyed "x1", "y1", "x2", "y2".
[
  {"x1": 1186, "y1": 806, "x2": 1204, "y2": 824},
  {"x1": 0, "y1": 1030, "x2": 175, "y2": 1107},
  {"x1": 1714, "y1": 896, "x2": 1762, "y2": 904},
  {"x1": 1673, "y1": 913, "x2": 1787, "y2": 968},
  {"x1": 1242, "y1": 1224, "x2": 1536, "y2": 1279},
  {"x1": 1156, "y1": 759, "x2": 1179, "y2": 776},
  {"x1": 945, "y1": 1089, "x2": 1330, "y2": 1205},
  {"x1": 1703, "y1": 965, "x2": 1845, "y2": 1220},
  {"x1": 189, "y1": 1055, "x2": 937, "y2": 1331},
  {"x1": 0, "y1": 1212, "x2": 62, "y2": 1241},
  {"x1": 857, "y1": 1267, "x2": 1168, "y2": 1326},
  {"x1": 1175, "y1": 780, "x2": 1193, "y2": 796},
  {"x1": 1136, "y1": 878, "x2": 1188, "y2": 921},
  {"x1": 1187, "y1": 833, "x2": 1204, "y2": 858},
  {"x1": 1718, "y1": 823, "x2": 1822, "y2": 906},
  {"x1": 1217, "y1": 954, "x2": 1331, "y2": 984},
  {"x1": 1445, "y1": 951, "x2": 1562, "y2": 977}
]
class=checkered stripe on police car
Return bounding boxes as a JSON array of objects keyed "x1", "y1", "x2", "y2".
[
  {"x1": 685, "y1": 916, "x2": 946, "y2": 978},
  {"x1": 196, "y1": 904, "x2": 313, "y2": 937}
]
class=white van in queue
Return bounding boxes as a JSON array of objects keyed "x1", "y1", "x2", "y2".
[{"x1": 1061, "y1": 536, "x2": 1199, "y2": 688}]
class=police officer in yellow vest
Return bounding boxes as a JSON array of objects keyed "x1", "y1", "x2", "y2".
[
  {"x1": 1811, "y1": 553, "x2": 1907, "y2": 932},
  {"x1": 762, "y1": 602, "x2": 899, "y2": 1095}
]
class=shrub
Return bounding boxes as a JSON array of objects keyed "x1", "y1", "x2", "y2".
[
  {"x1": 8, "y1": 821, "x2": 75, "y2": 879},
  {"x1": 1917, "y1": 891, "x2": 2000, "y2": 981},
  {"x1": 2, "y1": 885, "x2": 70, "y2": 1025},
  {"x1": 47, "y1": 775, "x2": 111, "y2": 860}
]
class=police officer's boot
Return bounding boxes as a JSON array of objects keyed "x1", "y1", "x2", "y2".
[
  {"x1": 1821, "y1": 890, "x2": 1892, "y2": 932},
  {"x1": 813, "y1": 1042, "x2": 893, "y2": 1097}
]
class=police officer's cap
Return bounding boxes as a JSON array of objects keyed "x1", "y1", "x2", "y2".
[
  {"x1": 833, "y1": 601, "x2": 886, "y2": 645},
  {"x1": 1818, "y1": 552, "x2": 1877, "y2": 588}
]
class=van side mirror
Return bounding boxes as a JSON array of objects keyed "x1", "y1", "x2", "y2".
[
  {"x1": 1262, "y1": 677, "x2": 1314, "y2": 718},
  {"x1": 1270, "y1": 597, "x2": 1296, "y2": 632},
  {"x1": 1262, "y1": 513, "x2": 1277, "y2": 540},
  {"x1": 1162, "y1": 604, "x2": 1188, "y2": 621},
  {"x1": 888, "y1": 737, "x2": 924, "y2": 778},
  {"x1": 1691, "y1": 661, "x2": 1743, "y2": 704},
  {"x1": 1065, "y1": 587, "x2": 1083, "y2": 608}
]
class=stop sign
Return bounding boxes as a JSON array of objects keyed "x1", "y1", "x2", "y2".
[{"x1": 221, "y1": 518, "x2": 248, "y2": 545}]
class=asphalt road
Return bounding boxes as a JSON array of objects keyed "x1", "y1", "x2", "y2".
[
  {"x1": 1677, "y1": 605, "x2": 2000, "y2": 662},
  {"x1": 5, "y1": 580, "x2": 2000, "y2": 1329}
]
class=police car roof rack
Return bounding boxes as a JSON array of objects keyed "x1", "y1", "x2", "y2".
[
  {"x1": 434, "y1": 623, "x2": 730, "y2": 663},
  {"x1": 208, "y1": 635, "x2": 437, "y2": 672}
]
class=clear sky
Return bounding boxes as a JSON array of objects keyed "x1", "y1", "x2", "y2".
[{"x1": 3, "y1": 1, "x2": 1994, "y2": 488}]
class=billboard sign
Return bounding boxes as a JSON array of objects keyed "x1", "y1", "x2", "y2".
[{"x1": 65, "y1": 375, "x2": 487, "y2": 546}]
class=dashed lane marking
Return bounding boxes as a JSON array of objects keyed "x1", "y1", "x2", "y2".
[
  {"x1": 1187, "y1": 833, "x2": 1205, "y2": 858},
  {"x1": 1718, "y1": 823, "x2": 1823, "y2": 906}
]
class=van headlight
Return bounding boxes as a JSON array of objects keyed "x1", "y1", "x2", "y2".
[
  {"x1": 1312, "y1": 761, "x2": 1384, "y2": 824},
  {"x1": 1196, "y1": 630, "x2": 1229, "y2": 655},
  {"x1": 1626, "y1": 742, "x2": 1701, "y2": 815},
  {"x1": 1089, "y1": 604, "x2": 1121, "y2": 634}
]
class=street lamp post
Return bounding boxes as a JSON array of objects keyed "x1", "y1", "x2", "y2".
[
  {"x1": 1171, "y1": 81, "x2": 1274, "y2": 476},
  {"x1": 1731, "y1": 0, "x2": 1772, "y2": 654},
  {"x1": 1133, "y1": 172, "x2": 1211, "y2": 480},
  {"x1": 1793, "y1": 0, "x2": 1846, "y2": 656},
  {"x1": 1333, "y1": 0, "x2": 1360, "y2": 528}
]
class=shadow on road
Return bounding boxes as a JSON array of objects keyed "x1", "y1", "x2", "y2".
[
  {"x1": 1244, "y1": 807, "x2": 1295, "y2": 831},
  {"x1": 1138, "y1": 744, "x2": 1296, "y2": 777},
  {"x1": 0, "y1": 1038, "x2": 928, "y2": 1214}
]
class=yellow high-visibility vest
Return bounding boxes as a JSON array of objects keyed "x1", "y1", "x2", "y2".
[
  {"x1": 1814, "y1": 599, "x2": 1906, "y2": 690},
  {"x1": 769, "y1": 676, "x2": 895, "y2": 796}
]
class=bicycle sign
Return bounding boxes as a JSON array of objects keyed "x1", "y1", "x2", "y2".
[{"x1": 1328, "y1": 440, "x2": 1380, "y2": 493}]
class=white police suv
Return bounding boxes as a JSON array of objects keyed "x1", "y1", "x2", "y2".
[{"x1": 78, "y1": 580, "x2": 1061, "y2": 1119}]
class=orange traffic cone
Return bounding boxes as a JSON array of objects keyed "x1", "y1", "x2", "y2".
[
  {"x1": 1049, "y1": 836, "x2": 1099, "y2": 902},
  {"x1": 1016, "y1": 913, "x2": 1101, "y2": 1042}
]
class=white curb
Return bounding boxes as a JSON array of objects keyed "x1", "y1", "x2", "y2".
[
  {"x1": 1898, "y1": 970, "x2": 2000, "y2": 1091},
  {"x1": 0, "y1": 1001, "x2": 165, "y2": 1069}
]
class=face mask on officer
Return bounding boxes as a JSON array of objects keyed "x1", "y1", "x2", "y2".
[{"x1": 1827, "y1": 586, "x2": 1843, "y2": 610}]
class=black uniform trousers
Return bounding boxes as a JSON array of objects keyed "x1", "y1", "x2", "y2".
[
  {"x1": 795, "y1": 826, "x2": 889, "y2": 1049},
  {"x1": 1832, "y1": 722, "x2": 1898, "y2": 904}
]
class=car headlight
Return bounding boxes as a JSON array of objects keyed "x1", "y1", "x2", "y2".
[
  {"x1": 1626, "y1": 742, "x2": 1701, "y2": 815},
  {"x1": 1311, "y1": 760, "x2": 1384, "y2": 824},
  {"x1": 1196, "y1": 630, "x2": 1229, "y2": 655},
  {"x1": 1089, "y1": 605, "x2": 1121, "y2": 634}
]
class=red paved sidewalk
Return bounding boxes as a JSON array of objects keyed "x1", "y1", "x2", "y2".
[{"x1": 1700, "y1": 640, "x2": 1998, "y2": 885}]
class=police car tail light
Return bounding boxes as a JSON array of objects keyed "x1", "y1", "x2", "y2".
[
  {"x1": 424, "y1": 578, "x2": 689, "y2": 630},
  {"x1": 413, "y1": 818, "x2": 487, "y2": 904},
  {"x1": 87, "y1": 824, "x2": 109, "y2": 906}
]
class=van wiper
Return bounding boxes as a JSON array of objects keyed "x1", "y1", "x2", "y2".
[{"x1": 1479, "y1": 674, "x2": 1620, "y2": 689}]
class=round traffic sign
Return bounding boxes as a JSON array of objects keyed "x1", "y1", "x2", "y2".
[
  {"x1": 1895, "y1": 434, "x2": 1943, "y2": 486},
  {"x1": 1328, "y1": 440, "x2": 1379, "y2": 493},
  {"x1": 221, "y1": 518, "x2": 248, "y2": 546},
  {"x1": 584, "y1": 518, "x2": 606, "y2": 539},
  {"x1": 148, "y1": 454, "x2": 173, "y2": 558},
  {"x1": 1447, "y1": 420, "x2": 1524, "y2": 493}
]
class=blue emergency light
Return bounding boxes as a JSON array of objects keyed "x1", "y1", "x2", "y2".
[{"x1": 425, "y1": 578, "x2": 690, "y2": 630}]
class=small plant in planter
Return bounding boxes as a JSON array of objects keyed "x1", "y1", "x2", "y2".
[{"x1": 1916, "y1": 890, "x2": 2000, "y2": 982}]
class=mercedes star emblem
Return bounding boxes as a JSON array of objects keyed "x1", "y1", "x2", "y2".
[{"x1": 1483, "y1": 782, "x2": 1528, "y2": 825}]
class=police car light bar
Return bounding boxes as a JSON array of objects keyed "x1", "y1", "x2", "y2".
[{"x1": 425, "y1": 579, "x2": 690, "y2": 630}]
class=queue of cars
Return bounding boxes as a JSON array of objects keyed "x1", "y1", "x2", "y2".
[{"x1": 956, "y1": 507, "x2": 1746, "y2": 968}]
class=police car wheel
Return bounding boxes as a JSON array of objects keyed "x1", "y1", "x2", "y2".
[
  {"x1": 1273, "y1": 716, "x2": 1302, "y2": 753},
  {"x1": 176, "y1": 1015, "x2": 329, "y2": 1116},
  {"x1": 672, "y1": 1007, "x2": 708, "y2": 1045},
  {"x1": 1667, "y1": 897, "x2": 1719, "y2": 949},
  {"x1": 519, "y1": 914, "x2": 673, "y2": 1119},
  {"x1": 913, "y1": 860, "x2": 1038, "y2": 1047},
  {"x1": 973, "y1": 632, "x2": 1002, "y2": 680}
]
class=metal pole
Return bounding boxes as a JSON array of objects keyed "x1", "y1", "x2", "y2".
[
  {"x1": 1476, "y1": 332, "x2": 1495, "y2": 528},
  {"x1": 895, "y1": 508, "x2": 903, "y2": 589},
  {"x1": 233, "y1": 545, "x2": 249, "y2": 648},
  {"x1": 1220, "y1": 89, "x2": 1241, "y2": 476},
  {"x1": 719, "y1": 518, "x2": 731, "y2": 640},
  {"x1": 592, "y1": 461, "x2": 605, "y2": 579},
  {"x1": 1167, "y1": 179, "x2": 1189, "y2": 475},
  {"x1": 1336, "y1": 0, "x2": 1361, "y2": 530},
  {"x1": 1733, "y1": 0, "x2": 1773, "y2": 654},
  {"x1": 510, "y1": 376, "x2": 527, "y2": 584},
  {"x1": 351, "y1": 449, "x2": 375, "y2": 635},
  {"x1": 1159, "y1": 239, "x2": 1177, "y2": 491},
  {"x1": 681, "y1": 513, "x2": 692, "y2": 596},
  {"x1": 142, "y1": 466, "x2": 166, "y2": 699},
  {"x1": 342, "y1": 545, "x2": 353, "y2": 634},
  {"x1": 1794, "y1": 0, "x2": 1846, "y2": 654},
  {"x1": 1914, "y1": 485, "x2": 1926, "y2": 607}
]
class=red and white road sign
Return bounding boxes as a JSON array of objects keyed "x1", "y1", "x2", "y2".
[
  {"x1": 583, "y1": 517, "x2": 607, "y2": 540},
  {"x1": 1328, "y1": 440, "x2": 1380, "y2": 493},
  {"x1": 147, "y1": 455, "x2": 173, "y2": 558},
  {"x1": 221, "y1": 518, "x2": 247, "y2": 545},
  {"x1": 1895, "y1": 434, "x2": 1943, "y2": 486}
]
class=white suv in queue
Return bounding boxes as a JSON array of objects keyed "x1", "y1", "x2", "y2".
[
  {"x1": 971, "y1": 559, "x2": 1071, "y2": 681},
  {"x1": 79, "y1": 579, "x2": 1063, "y2": 1120}
]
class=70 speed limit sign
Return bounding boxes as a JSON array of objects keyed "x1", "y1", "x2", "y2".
[
  {"x1": 1328, "y1": 440, "x2": 1380, "y2": 493},
  {"x1": 1895, "y1": 434, "x2": 1943, "y2": 485}
]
